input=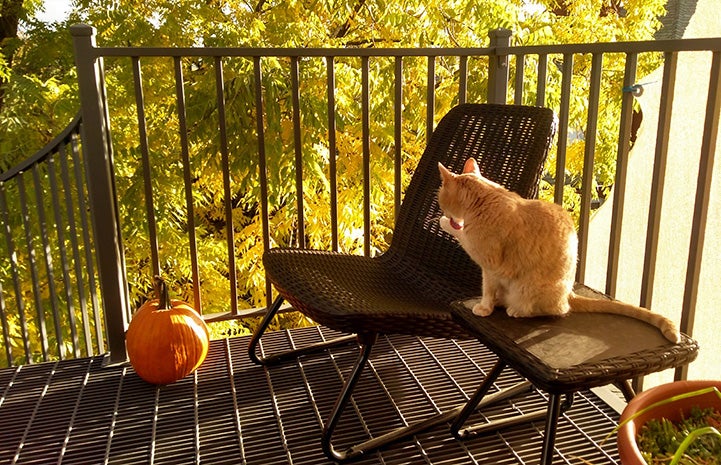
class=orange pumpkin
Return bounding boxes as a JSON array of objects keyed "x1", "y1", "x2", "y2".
[{"x1": 126, "y1": 275, "x2": 209, "y2": 385}]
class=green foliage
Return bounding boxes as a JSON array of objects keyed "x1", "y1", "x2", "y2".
[
  {"x1": 1, "y1": 0, "x2": 667, "y2": 359},
  {"x1": 638, "y1": 406, "x2": 721, "y2": 464}
]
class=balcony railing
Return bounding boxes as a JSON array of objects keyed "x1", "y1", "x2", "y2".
[
  {"x1": 1, "y1": 25, "x2": 719, "y2": 380},
  {"x1": 0, "y1": 113, "x2": 105, "y2": 366}
]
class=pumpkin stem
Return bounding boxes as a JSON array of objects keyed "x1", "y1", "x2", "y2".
[{"x1": 153, "y1": 275, "x2": 172, "y2": 310}]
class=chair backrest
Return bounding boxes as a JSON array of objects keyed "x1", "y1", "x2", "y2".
[{"x1": 385, "y1": 103, "x2": 557, "y2": 297}]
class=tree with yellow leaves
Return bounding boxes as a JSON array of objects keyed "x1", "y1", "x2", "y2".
[{"x1": 1, "y1": 0, "x2": 668, "y2": 350}]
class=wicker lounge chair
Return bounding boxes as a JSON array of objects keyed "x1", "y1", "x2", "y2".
[
  {"x1": 249, "y1": 102, "x2": 556, "y2": 460},
  {"x1": 248, "y1": 102, "x2": 699, "y2": 463}
]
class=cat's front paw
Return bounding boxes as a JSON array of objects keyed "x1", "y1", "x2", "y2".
[
  {"x1": 472, "y1": 302, "x2": 494, "y2": 317},
  {"x1": 439, "y1": 216, "x2": 454, "y2": 235},
  {"x1": 439, "y1": 216, "x2": 463, "y2": 236},
  {"x1": 505, "y1": 307, "x2": 521, "y2": 318},
  {"x1": 506, "y1": 307, "x2": 530, "y2": 318},
  {"x1": 438, "y1": 216, "x2": 453, "y2": 234}
]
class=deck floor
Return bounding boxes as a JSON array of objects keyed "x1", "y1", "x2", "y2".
[{"x1": 0, "y1": 326, "x2": 622, "y2": 464}]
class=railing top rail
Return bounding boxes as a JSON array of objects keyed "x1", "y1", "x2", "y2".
[
  {"x1": 501, "y1": 36, "x2": 721, "y2": 55},
  {"x1": 70, "y1": 21, "x2": 721, "y2": 59},
  {"x1": 86, "y1": 38, "x2": 721, "y2": 59},
  {"x1": 0, "y1": 112, "x2": 82, "y2": 183},
  {"x1": 90, "y1": 45, "x2": 497, "y2": 58}
]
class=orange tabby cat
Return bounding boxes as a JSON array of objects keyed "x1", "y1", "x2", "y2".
[{"x1": 437, "y1": 158, "x2": 680, "y2": 343}]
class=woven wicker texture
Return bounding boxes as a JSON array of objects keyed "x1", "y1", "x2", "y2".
[
  {"x1": 451, "y1": 284, "x2": 699, "y2": 394},
  {"x1": 264, "y1": 103, "x2": 556, "y2": 338}
]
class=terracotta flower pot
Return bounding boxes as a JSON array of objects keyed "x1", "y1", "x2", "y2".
[{"x1": 617, "y1": 379, "x2": 721, "y2": 464}]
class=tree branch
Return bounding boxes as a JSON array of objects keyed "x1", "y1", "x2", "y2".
[{"x1": 332, "y1": 0, "x2": 366, "y2": 39}]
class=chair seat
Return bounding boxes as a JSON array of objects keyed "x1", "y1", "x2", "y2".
[
  {"x1": 450, "y1": 285, "x2": 699, "y2": 394},
  {"x1": 265, "y1": 247, "x2": 480, "y2": 339}
]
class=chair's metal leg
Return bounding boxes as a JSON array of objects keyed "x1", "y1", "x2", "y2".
[
  {"x1": 451, "y1": 360, "x2": 543, "y2": 438},
  {"x1": 452, "y1": 360, "x2": 576, "y2": 465},
  {"x1": 614, "y1": 379, "x2": 636, "y2": 402},
  {"x1": 452, "y1": 359, "x2": 512, "y2": 438},
  {"x1": 539, "y1": 393, "x2": 573, "y2": 465},
  {"x1": 323, "y1": 337, "x2": 530, "y2": 462},
  {"x1": 248, "y1": 295, "x2": 357, "y2": 366},
  {"x1": 322, "y1": 333, "x2": 378, "y2": 462}
]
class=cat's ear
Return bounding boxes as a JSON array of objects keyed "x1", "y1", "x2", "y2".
[
  {"x1": 463, "y1": 158, "x2": 481, "y2": 176},
  {"x1": 438, "y1": 162, "x2": 454, "y2": 183}
]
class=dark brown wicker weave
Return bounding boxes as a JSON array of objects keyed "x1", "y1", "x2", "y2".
[{"x1": 249, "y1": 103, "x2": 557, "y2": 461}]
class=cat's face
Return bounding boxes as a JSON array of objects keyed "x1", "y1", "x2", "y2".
[
  {"x1": 438, "y1": 158, "x2": 504, "y2": 235},
  {"x1": 437, "y1": 159, "x2": 481, "y2": 231},
  {"x1": 438, "y1": 158, "x2": 482, "y2": 208}
]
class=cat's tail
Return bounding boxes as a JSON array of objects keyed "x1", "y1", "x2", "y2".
[{"x1": 568, "y1": 293, "x2": 681, "y2": 343}]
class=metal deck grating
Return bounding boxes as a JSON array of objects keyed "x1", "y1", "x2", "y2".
[{"x1": 0, "y1": 326, "x2": 622, "y2": 464}]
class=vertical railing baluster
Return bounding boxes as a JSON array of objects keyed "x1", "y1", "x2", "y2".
[
  {"x1": 576, "y1": 52, "x2": 603, "y2": 283},
  {"x1": 18, "y1": 173, "x2": 49, "y2": 361},
  {"x1": 254, "y1": 56, "x2": 272, "y2": 307},
  {"x1": 0, "y1": 184, "x2": 26, "y2": 364},
  {"x1": 361, "y1": 56, "x2": 371, "y2": 257},
  {"x1": 554, "y1": 53, "x2": 573, "y2": 206},
  {"x1": 678, "y1": 50, "x2": 721, "y2": 381},
  {"x1": 59, "y1": 143, "x2": 93, "y2": 356},
  {"x1": 70, "y1": 132, "x2": 103, "y2": 354},
  {"x1": 394, "y1": 56, "x2": 403, "y2": 218},
  {"x1": 173, "y1": 57, "x2": 202, "y2": 311},
  {"x1": 214, "y1": 56, "x2": 238, "y2": 315},
  {"x1": 606, "y1": 52, "x2": 638, "y2": 298},
  {"x1": 426, "y1": 55, "x2": 436, "y2": 139},
  {"x1": 47, "y1": 154, "x2": 78, "y2": 359},
  {"x1": 458, "y1": 55, "x2": 468, "y2": 105},
  {"x1": 514, "y1": 54, "x2": 525, "y2": 105},
  {"x1": 0, "y1": 279, "x2": 11, "y2": 366},
  {"x1": 640, "y1": 52, "x2": 677, "y2": 311},
  {"x1": 290, "y1": 56, "x2": 305, "y2": 248},
  {"x1": 535, "y1": 54, "x2": 548, "y2": 107},
  {"x1": 325, "y1": 56, "x2": 339, "y2": 252},
  {"x1": 132, "y1": 56, "x2": 160, "y2": 278},
  {"x1": 32, "y1": 164, "x2": 64, "y2": 360}
]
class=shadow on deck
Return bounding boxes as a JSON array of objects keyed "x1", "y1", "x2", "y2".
[{"x1": 0, "y1": 326, "x2": 621, "y2": 464}]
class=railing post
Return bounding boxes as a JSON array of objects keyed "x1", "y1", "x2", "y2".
[
  {"x1": 71, "y1": 24, "x2": 130, "y2": 365},
  {"x1": 488, "y1": 28, "x2": 512, "y2": 104}
]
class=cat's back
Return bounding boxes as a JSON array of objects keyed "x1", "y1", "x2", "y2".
[
  {"x1": 460, "y1": 176, "x2": 574, "y2": 238},
  {"x1": 519, "y1": 195, "x2": 575, "y2": 234}
]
